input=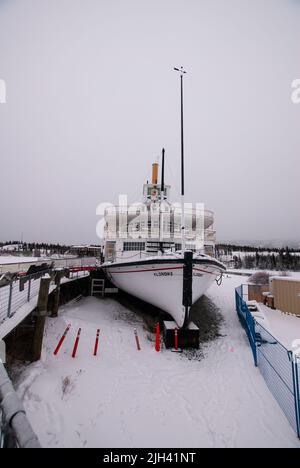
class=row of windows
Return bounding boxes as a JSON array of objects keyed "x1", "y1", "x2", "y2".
[
  {"x1": 123, "y1": 242, "x2": 146, "y2": 252},
  {"x1": 122, "y1": 242, "x2": 212, "y2": 254},
  {"x1": 175, "y1": 244, "x2": 197, "y2": 252}
]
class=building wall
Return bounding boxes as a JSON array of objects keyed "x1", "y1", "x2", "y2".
[
  {"x1": 271, "y1": 278, "x2": 300, "y2": 316},
  {"x1": 248, "y1": 284, "x2": 270, "y2": 303}
]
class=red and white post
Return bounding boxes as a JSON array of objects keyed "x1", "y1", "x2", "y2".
[
  {"x1": 72, "y1": 328, "x2": 82, "y2": 358},
  {"x1": 54, "y1": 324, "x2": 71, "y2": 356},
  {"x1": 155, "y1": 322, "x2": 160, "y2": 352},
  {"x1": 172, "y1": 327, "x2": 182, "y2": 353},
  {"x1": 134, "y1": 328, "x2": 141, "y2": 351},
  {"x1": 174, "y1": 327, "x2": 178, "y2": 352},
  {"x1": 93, "y1": 329, "x2": 100, "y2": 356}
]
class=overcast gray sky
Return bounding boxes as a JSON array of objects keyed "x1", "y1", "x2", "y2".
[{"x1": 0, "y1": 0, "x2": 299, "y2": 245}]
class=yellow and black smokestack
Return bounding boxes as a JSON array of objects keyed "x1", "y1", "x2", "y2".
[{"x1": 152, "y1": 162, "x2": 159, "y2": 185}]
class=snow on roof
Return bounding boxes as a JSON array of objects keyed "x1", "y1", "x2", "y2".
[
  {"x1": 0, "y1": 244, "x2": 22, "y2": 251},
  {"x1": 71, "y1": 245, "x2": 101, "y2": 249},
  {"x1": 0, "y1": 256, "x2": 44, "y2": 265},
  {"x1": 270, "y1": 276, "x2": 300, "y2": 283}
]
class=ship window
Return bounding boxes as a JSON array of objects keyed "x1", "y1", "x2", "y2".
[
  {"x1": 123, "y1": 242, "x2": 145, "y2": 252},
  {"x1": 175, "y1": 243, "x2": 196, "y2": 252},
  {"x1": 186, "y1": 244, "x2": 196, "y2": 252}
]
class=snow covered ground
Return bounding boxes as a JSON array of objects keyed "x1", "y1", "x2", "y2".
[
  {"x1": 229, "y1": 269, "x2": 300, "y2": 279},
  {"x1": 0, "y1": 256, "x2": 45, "y2": 265},
  {"x1": 15, "y1": 275, "x2": 300, "y2": 448},
  {"x1": 0, "y1": 256, "x2": 50, "y2": 275}
]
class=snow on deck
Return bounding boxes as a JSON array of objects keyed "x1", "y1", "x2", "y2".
[{"x1": 15, "y1": 275, "x2": 300, "y2": 448}]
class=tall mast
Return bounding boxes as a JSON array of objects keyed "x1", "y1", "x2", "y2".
[
  {"x1": 161, "y1": 148, "x2": 165, "y2": 194},
  {"x1": 174, "y1": 66, "x2": 187, "y2": 251},
  {"x1": 159, "y1": 148, "x2": 165, "y2": 244}
]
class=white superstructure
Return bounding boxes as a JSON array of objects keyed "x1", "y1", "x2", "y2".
[{"x1": 102, "y1": 162, "x2": 225, "y2": 328}]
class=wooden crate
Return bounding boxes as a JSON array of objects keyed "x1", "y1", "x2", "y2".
[
  {"x1": 248, "y1": 284, "x2": 270, "y2": 303},
  {"x1": 163, "y1": 321, "x2": 200, "y2": 349}
]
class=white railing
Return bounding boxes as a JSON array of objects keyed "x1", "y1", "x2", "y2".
[
  {"x1": 0, "y1": 274, "x2": 44, "y2": 325},
  {"x1": 52, "y1": 257, "x2": 97, "y2": 269},
  {"x1": 0, "y1": 267, "x2": 92, "y2": 327}
]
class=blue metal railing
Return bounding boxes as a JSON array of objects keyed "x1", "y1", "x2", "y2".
[
  {"x1": 235, "y1": 285, "x2": 300, "y2": 439},
  {"x1": 235, "y1": 285, "x2": 257, "y2": 365}
]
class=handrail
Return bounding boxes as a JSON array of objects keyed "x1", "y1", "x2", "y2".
[
  {"x1": 0, "y1": 363, "x2": 41, "y2": 448},
  {"x1": 104, "y1": 206, "x2": 215, "y2": 216},
  {"x1": 0, "y1": 270, "x2": 52, "y2": 329},
  {"x1": 0, "y1": 257, "x2": 97, "y2": 275}
]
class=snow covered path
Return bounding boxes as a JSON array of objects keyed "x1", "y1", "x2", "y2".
[{"x1": 16, "y1": 275, "x2": 300, "y2": 448}]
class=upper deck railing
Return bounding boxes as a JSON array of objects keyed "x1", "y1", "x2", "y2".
[{"x1": 104, "y1": 206, "x2": 214, "y2": 223}]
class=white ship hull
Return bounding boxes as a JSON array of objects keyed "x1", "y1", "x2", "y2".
[{"x1": 102, "y1": 255, "x2": 225, "y2": 328}]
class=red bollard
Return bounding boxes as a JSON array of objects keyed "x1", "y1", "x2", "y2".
[
  {"x1": 134, "y1": 329, "x2": 141, "y2": 351},
  {"x1": 155, "y1": 322, "x2": 160, "y2": 352},
  {"x1": 174, "y1": 328, "x2": 178, "y2": 351},
  {"x1": 72, "y1": 328, "x2": 82, "y2": 358},
  {"x1": 54, "y1": 324, "x2": 71, "y2": 356},
  {"x1": 93, "y1": 329, "x2": 100, "y2": 356}
]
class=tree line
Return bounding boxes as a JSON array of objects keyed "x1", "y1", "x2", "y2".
[
  {"x1": 216, "y1": 245, "x2": 300, "y2": 271},
  {"x1": 0, "y1": 241, "x2": 71, "y2": 254}
]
